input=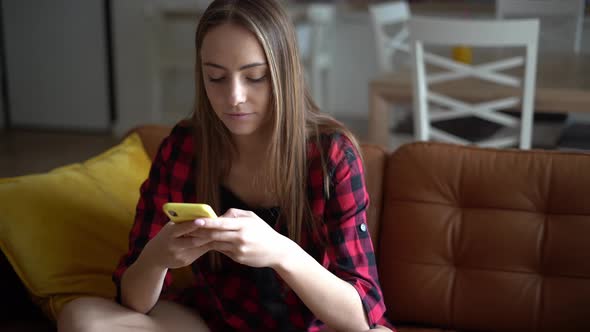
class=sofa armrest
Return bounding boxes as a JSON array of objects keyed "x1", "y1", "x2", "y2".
[{"x1": 123, "y1": 125, "x2": 173, "y2": 161}]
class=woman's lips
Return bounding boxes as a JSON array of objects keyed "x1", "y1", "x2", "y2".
[{"x1": 225, "y1": 113, "x2": 254, "y2": 119}]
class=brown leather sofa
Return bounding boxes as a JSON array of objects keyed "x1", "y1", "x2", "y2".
[{"x1": 2, "y1": 124, "x2": 590, "y2": 331}]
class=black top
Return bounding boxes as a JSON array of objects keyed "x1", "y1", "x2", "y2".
[{"x1": 219, "y1": 186, "x2": 295, "y2": 330}]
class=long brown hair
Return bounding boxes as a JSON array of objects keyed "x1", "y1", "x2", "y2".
[{"x1": 192, "y1": 0, "x2": 362, "y2": 266}]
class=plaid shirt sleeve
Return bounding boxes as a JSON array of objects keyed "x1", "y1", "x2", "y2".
[
  {"x1": 112, "y1": 129, "x2": 178, "y2": 303},
  {"x1": 323, "y1": 134, "x2": 390, "y2": 328}
]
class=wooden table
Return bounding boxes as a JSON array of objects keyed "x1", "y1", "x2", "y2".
[{"x1": 368, "y1": 53, "x2": 590, "y2": 147}]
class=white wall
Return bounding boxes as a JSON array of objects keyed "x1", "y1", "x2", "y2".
[
  {"x1": 111, "y1": 1, "x2": 153, "y2": 136},
  {"x1": 112, "y1": 0, "x2": 210, "y2": 137},
  {"x1": 3, "y1": 0, "x2": 110, "y2": 130}
]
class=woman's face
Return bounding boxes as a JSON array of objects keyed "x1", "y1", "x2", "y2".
[{"x1": 201, "y1": 23, "x2": 272, "y2": 138}]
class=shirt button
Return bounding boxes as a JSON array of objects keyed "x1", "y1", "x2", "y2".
[{"x1": 359, "y1": 223, "x2": 367, "y2": 232}]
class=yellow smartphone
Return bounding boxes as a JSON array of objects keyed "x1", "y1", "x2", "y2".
[{"x1": 162, "y1": 203, "x2": 217, "y2": 223}]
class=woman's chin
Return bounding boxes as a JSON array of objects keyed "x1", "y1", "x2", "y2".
[
  {"x1": 220, "y1": 115, "x2": 271, "y2": 139},
  {"x1": 224, "y1": 124, "x2": 258, "y2": 137}
]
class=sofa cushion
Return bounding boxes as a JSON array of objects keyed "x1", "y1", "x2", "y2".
[
  {"x1": 0, "y1": 133, "x2": 151, "y2": 320},
  {"x1": 379, "y1": 142, "x2": 590, "y2": 331}
]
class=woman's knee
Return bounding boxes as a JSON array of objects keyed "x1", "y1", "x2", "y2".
[
  {"x1": 57, "y1": 297, "x2": 208, "y2": 332},
  {"x1": 57, "y1": 297, "x2": 109, "y2": 332},
  {"x1": 149, "y1": 300, "x2": 211, "y2": 332}
]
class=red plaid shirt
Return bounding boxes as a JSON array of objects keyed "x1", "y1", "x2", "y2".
[{"x1": 113, "y1": 123, "x2": 393, "y2": 331}]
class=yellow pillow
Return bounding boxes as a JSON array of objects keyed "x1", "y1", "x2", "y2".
[{"x1": 0, "y1": 133, "x2": 151, "y2": 319}]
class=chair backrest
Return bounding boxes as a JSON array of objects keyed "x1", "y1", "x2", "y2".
[
  {"x1": 408, "y1": 17, "x2": 540, "y2": 149},
  {"x1": 369, "y1": 1, "x2": 411, "y2": 72},
  {"x1": 496, "y1": 0, "x2": 584, "y2": 53}
]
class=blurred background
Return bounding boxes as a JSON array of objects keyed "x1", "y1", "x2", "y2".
[{"x1": 1, "y1": 0, "x2": 590, "y2": 177}]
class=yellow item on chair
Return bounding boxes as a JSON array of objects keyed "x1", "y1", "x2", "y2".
[{"x1": 452, "y1": 45, "x2": 473, "y2": 64}]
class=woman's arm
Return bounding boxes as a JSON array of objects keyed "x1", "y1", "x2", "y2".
[
  {"x1": 114, "y1": 125, "x2": 209, "y2": 314},
  {"x1": 274, "y1": 240, "x2": 370, "y2": 332},
  {"x1": 120, "y1": 248, "x2": 169, "y2": 314},
  {"x1": 275, "y1": 135, "x2": 385, "y2": 331},
  {"x1": 120, "y1": 219, "x2": 211, "y2": 314},
  {"x1": 277, "y1": 135, "x2": 389, "y2": 331}
]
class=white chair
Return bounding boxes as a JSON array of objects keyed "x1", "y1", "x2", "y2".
[
  {"x1": 496, "y1": 0, "x2": 584, "y2": 53},
  {"x1": 297, "y1": 4, "x2": 335, "y2": 112},
  {"x1": 369, "y1": 1, "x2": 411, "y2": 72},
  {"x1": 369, "y1": 1, "x2": 413, "y2": 139},
  {"x1": 408, "y1": 17, "x2": 540, "y2": 149}
]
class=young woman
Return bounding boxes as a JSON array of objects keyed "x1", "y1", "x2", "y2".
[{"x1": 58, "y1": 0, "x2": 393, "y2": 331}]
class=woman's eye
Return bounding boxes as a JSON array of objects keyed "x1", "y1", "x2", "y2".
[
  {"x1": 207, "y1": 75, "x2": 266, "y2": 83},
  {"x1": 208, "y1": 76, "x2": 225, "y2": 83},
  {"x1": 247, "y1": 75, "x2": 267, "y2": 83}
]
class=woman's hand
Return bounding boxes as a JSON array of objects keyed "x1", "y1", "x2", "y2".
[
  {"x1": 193, "y1": 208, "x2": 295, "y2": 268},
  {"x1": 141, "y1": 220, "x2": 213, "y2": 269}
]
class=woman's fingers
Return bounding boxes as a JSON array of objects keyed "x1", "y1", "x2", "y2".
[
  {"x1": 166, "y1": 208, "x2": 251, "y2": 237},
  {"x1": 221, "y1": 208, "x2": 250, "y2": 218},
  {"x1": 185, "y1": 243, "x2": 212, "y2": 257},
  {"x1": 172, "y1": 236, "x2": 211, "y2": 250},
  {"x1": 196, "y1": 217, "x2": 242, "y2": 231},
  {"x1": 173, "y1": 230, "x2": 239, "y2": 249},
  {"x1": 210, "y1": 241, "x2": 236, "y2": 256},
  {"x1": 188, "y1": 229, "x2": 240, "y2": 242},
  {"x1": 168, "y1": 220, "x2": 204, "y2": 238},
  {"x1": 193, "y1": 208, "x2": 258, "y2": 230},
  {"x1": 209, "y1": 230, "x2": 240, "y2": 242}
]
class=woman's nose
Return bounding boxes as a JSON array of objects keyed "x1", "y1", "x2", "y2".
[{"x1": 229, "y1": 78, "x2": 246, "y2": 107}]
